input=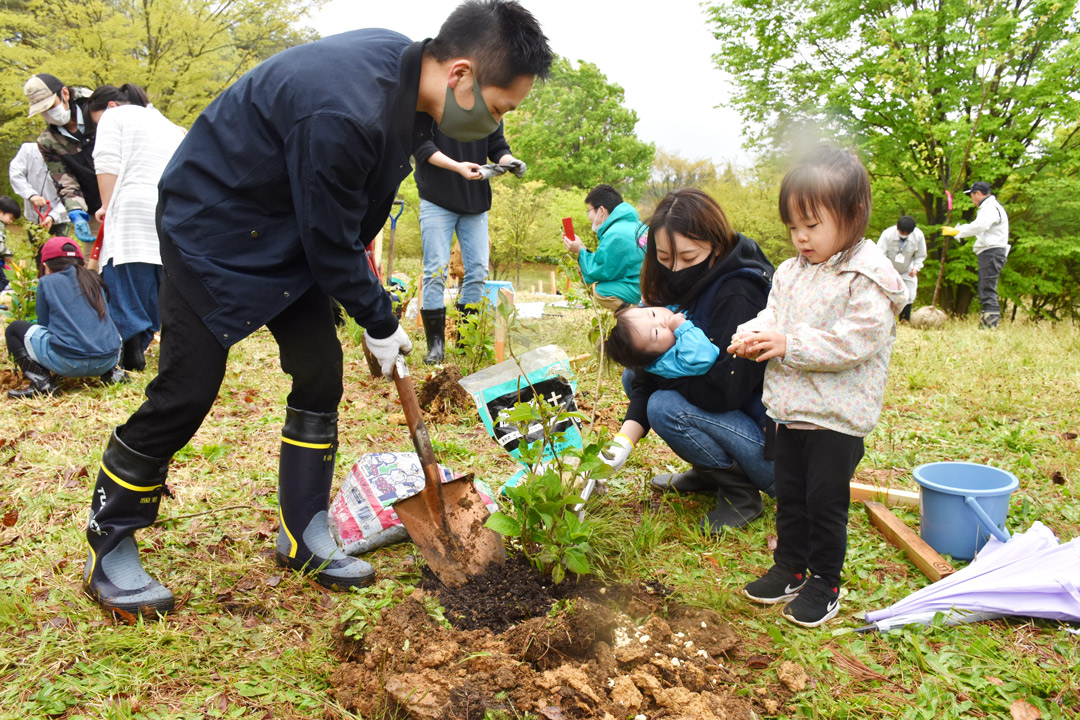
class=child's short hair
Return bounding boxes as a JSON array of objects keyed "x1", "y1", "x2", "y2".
[
  {"x1": 779, "y1": 146, "x2": 871, "y2": 259},
  {"x1": 0, "y1": 196, "x2": 22, "y2": 219},
  {"x1": 603, "y1": 309, "x2": 664, "y2": 371}
]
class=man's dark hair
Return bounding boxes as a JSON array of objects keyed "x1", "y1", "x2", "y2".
[
  {"x1": 0, "y1": 196, "x2": 22, "y2": 219},
  {"x1": 897, "y1": 215, "x2": 916, "y2": 234},
  {"x1": 585, "y1": 184, "x2": 623, "y2": 214},
  {"x1": 603, "y1": 310, "x2": 664, "y2": 371},
  {"x1": 428, "y1": 0, "x2": 553, "y2": 88}
]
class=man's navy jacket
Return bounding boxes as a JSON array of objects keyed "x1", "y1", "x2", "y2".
[{"x1": 158, "y1": 29, "x2": 431, "y2": 348}]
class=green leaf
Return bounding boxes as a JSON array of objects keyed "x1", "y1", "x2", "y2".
[{"x1": 484, "y1": 512, "x2": 522, "y2": 537}]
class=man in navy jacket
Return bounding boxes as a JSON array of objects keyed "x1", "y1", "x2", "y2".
[{"x1": 82, "y1": 0, "x2": 553, "y2": 618}]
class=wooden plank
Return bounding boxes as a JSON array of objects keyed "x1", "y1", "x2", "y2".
[
  {"x1": 850, "y1": 481, "x2": 920, "y2": 509},
  {"x1": 864, "y1": 500, "x2": 955, "y2": 582},
  {"x1": 568, "y1": 353, "x2": 591, "y2": 365}
]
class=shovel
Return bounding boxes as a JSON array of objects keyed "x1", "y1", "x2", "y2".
[{"x1": 390, "y1": 354, "x2": 504, "y2": 586}]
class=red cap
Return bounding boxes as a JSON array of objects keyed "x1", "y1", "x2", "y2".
[{"x1": 40, "y1": 236, "x2": 83, "y2": 263}]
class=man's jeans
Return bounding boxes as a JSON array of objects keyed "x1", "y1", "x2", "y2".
[
  {"x1": 622, "y1": 370, "x2": 775, "y2": 495},
  {"x1": 420, "y1": 199, "x2": 490, "y2": 309},
  {"x1": 977, "y1": 247, "x2": 1008, "y2": 327}
]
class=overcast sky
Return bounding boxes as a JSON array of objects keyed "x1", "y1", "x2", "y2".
[{"x1": 308, "y1": 0, "x2": 752, "y2": 167}]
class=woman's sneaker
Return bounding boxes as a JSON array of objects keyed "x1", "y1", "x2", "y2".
[
  {"x1": 743, "y1": 565, "x2": 806, "y2": 604},
  {"x1": 781, "y1": 575, "x2": 840, "y2": 627}
]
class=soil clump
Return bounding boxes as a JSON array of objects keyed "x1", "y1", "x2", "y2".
[
  {"x1": 418, "y1": 365, "x2": 474, "y2": 422},
  {"x1": 331, "y1": 560, "x2": 791, "y2": 719}
]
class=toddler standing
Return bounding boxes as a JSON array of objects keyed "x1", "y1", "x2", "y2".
[{"x1": 730, "y1": 146, "x2": 907, "y2": 627}]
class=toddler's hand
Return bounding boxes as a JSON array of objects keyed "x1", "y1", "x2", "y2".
[
  {"x1": 668, "y1": 312, "x2": 686, "y2": 331},
  {"x1": 728, "y1": 331, "x2": 786, "y2": 361}
]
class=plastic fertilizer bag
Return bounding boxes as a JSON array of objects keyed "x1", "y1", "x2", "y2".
[
  {"x1": 329, "y1": 451, "x2": 498, "y2": 556},
  {"x1": 458, "y1": 344, "x2": 582, "y2": 489}
]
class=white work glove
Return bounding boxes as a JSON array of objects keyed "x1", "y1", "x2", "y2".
[
  {"x1": 504, "y1": 158, "x2": 527, "y2": 178},
  {"x1": 363, "y1": 325, "x2": 413, "y2": 377},
  {"x1": 478, "y1": 163, "x2": 508, "y2": 181},
  {"x1": 600, "y1": 433, "x2": 635, "y2": 472}
]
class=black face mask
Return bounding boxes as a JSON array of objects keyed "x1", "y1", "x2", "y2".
[{"x1": 657, "y1": 257, "x2": 712, "y2": 295}]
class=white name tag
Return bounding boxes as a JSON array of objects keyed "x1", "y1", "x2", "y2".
[{"x1": 895, "y1": 253, "x2": 906, "y2": 263}]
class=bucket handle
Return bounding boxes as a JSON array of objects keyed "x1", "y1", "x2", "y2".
[{"x1": 963, "y1": 495, "x2": 1011, "y2": 544}]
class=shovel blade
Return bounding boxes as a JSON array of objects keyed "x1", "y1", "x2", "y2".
[{"x1": 395, "y1": 477, "x2": 505, "y2": 586}]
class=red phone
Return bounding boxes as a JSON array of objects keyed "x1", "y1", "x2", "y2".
[{"x1": 562, "y1": 217, "x2": 575, "y2": 238}]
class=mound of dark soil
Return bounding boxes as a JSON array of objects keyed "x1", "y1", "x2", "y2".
[{"x1": 417, "y1": 365, "x2": 473, "y2": 422}]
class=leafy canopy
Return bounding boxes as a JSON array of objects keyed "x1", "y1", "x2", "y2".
[{"x1": 505, "y1": 56, "x2": 654, "y2": 197}]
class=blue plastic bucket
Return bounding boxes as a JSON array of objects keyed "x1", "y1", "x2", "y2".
[{"x1": 913, "y1": 462, "x2": 1018, "y2": 560}]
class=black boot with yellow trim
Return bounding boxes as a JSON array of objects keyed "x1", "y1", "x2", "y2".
[
  {"x1": 83, "y1": 430, "x2": 174, "y2": 617},
  {"x1": 275, "y1": 407, "x2": 375, "y2": 589}
]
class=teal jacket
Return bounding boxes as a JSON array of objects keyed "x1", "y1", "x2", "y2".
[{"x1": 577, "y1": 202, "x2": 645, "y2": 304}]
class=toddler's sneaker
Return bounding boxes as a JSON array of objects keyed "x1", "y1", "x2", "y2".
[
  {"x1": 743, "y1": 565, "x2": 806, "y2": 604},
  {"x1": 781, "y1": 575, "x2": 840, "y2": 628}
]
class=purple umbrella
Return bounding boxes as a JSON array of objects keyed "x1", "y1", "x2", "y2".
[{"x1": 862, "y1": 522, "x2": 1080, "y2": 632}]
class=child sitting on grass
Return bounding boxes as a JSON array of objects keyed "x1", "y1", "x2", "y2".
[
  {"x1": 5, "y1": 237, "x2": 125, "y2": 399},
  {"x1": 730, "y1": 146, "x2": 906, "y2": 628},
  {"x1": 603, "y1": 305, "x2": 719, "y2": 378}
]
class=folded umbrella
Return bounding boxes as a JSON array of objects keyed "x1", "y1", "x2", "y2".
[{"x1": 862, "y1": 522, "x2": 1080, "y2": 632}]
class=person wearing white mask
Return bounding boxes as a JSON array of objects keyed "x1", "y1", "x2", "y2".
[
  {"x1": 561, "y1": 184, "x2": 646, "y2": 310},
  {"x1": 22, "y1": 73, "x2": 100, "y2": 254}
]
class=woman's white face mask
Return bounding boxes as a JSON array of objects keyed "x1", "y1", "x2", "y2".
[{"x1": 43, "y1": 101, "x2": 70, "y2": 126}]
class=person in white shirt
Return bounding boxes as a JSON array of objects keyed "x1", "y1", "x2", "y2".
[
  {"x1": 88, "y1": 84, "x2": 186, "y2": 370},
  {"x1": 8, "y1": 142, "x2": 69, "y2": 234},
  {"x1": 876, "y1": 215, "x2": 926, "y2": 322},
  {"x1": 942, "y1": 181, "x2": 1010, "y2": 329}
]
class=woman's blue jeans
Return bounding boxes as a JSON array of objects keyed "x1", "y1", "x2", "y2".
[
  {"x1": 622, "y1": 369, "x2": 775, "y2": 496},
  {"x1": 25, "y1": 324, "x2": 120, "y2": 378},
  {"x1": 419, "y1": 199, "x2": 490, "y2": 309}
]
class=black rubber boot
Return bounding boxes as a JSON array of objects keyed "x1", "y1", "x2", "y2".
[
  {"x1": 7, "y1": 346, "x2": 59, "y2": 399},
  {"x1": 700, "y1": 474, "x2": 764, "y2": 534},
  {"x1": 100, "y1": 366, "x2": 130, "y2": 386},
  {"x1": 420, "y1": 308, "x2": 446, "y2": 365},
  {"x1": 650, "y1": 466, "x2": 735, "y2": 495},
  {"x1": 121, "y1": 336, "x2": 146, "y2": 372},
  {"x1": 276, "y1": 407, "x2": 375, "y2": 589},
  {"x1": 83, "y1": 430, "x2": 174, "y2": 617},
  {"x1": 454, "y1": 302, "x2": 479, "y2": 349}
]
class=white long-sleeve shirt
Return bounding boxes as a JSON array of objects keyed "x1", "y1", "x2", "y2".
[
  {"x1": 954, "y1": 195, "x2": 1010, "y2": 256},
  {"x1": 93, "y1": 105, "x2": 186, "y2": 267},
  {"x1": 8, "y1": 142, "x2": 69, "y2": 226}
]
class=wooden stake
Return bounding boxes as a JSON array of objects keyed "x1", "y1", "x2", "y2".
[
  {"x1": 864, "y1": 500, "x2": 955, "y2": 582},
  {"x1": 550, "y1": 270, "x2": 557, "y2": 295},
  {"x1": 849, "y1": 482, "x2": 919, "y2": 509},
  {"x1": 415, "y1": 276, "x2": 423, "y2": 330},
  {"x1": 494, "y1": 287, "x2": 513, "y2": 362}
]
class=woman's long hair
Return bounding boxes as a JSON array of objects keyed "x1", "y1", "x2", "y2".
[
  {"x1": 640, "y1": 188, "x2": 738, "y2": 306},
  {"x1": 42, "y1": 251, "x2": 109, "y2": 320},
  {"x1": 87, "y1": 83, "x2": 149, "y2": 113}
]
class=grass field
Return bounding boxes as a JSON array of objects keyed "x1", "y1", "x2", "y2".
[{"x1": 1, "y1": 273, "x2": 1078, "y2": 719}]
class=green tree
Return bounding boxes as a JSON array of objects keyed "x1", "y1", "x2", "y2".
[
  {"x1": 505, "y1": 57, "x2": 654, "y2": 197},
  {"x1": 706, "y1": 0, "x2": 1080, "y2": 314},
  {"x1": 640, "y1": 149, "x2": 720, "y2": 216},
  {"x1": 0, "y1": 0, "x2": 322, "y2": 187}
]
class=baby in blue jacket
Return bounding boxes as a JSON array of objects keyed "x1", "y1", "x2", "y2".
[{"x1": 603, "y1": 306, "x2": 718, "y2": 377}]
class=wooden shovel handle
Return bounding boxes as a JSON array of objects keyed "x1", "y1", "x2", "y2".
[{"x1": 392, "y1": 356, "x2": 445, "y2": 513}]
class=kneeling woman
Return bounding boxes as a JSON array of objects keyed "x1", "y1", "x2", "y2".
[
  {"x1": 6, "y1": 237, "x2": 123, "y2": 398},
  {"x1": 605, "y1": 189, "x2": 776, "y2": 532}
]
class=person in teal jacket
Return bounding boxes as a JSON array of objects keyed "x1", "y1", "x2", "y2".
[{"x1": 562, "y1": 184, "x2": 645, "y2": 309}]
